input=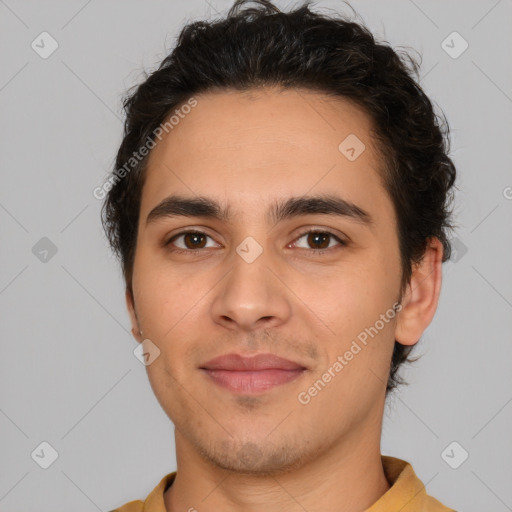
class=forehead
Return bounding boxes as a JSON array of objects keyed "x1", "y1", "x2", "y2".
[{"x1": 140, "y1": 87, "x2": 392, "y2": 224}]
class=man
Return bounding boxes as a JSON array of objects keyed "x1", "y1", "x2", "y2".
[{"x1": 103, "y1": 0, "x2": 458, "y2": 510}]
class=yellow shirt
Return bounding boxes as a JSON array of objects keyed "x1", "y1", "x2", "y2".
[{"x1": 110, "y1": 455, "x2": 456, "y2": 511}]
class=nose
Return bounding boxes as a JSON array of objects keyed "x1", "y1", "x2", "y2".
[{"x1": 210, "y1": 247, "x2": 292, "y2": 332}]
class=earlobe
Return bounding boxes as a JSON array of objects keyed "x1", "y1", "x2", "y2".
[
  {"x1": 395, "y1": 237, "x2": 443, "y2": 346},
  {"x1": 125, "y1": 288, "x2": 143, "y2": 343}
]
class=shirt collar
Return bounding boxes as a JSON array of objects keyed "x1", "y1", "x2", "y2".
[{"x1": 141, "y1": 455, "x2": 452, "y2": 511}]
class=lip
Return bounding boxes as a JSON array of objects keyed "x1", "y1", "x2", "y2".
[
  {"x1": 201, "y1": 353, "x2": 306, "y2": 371},
  {"x1": 200, "y1": 353, "x2": 307, "y2": 394}
]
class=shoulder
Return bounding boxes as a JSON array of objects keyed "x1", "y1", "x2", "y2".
[
  {"x1": 108, "y1": 472, "x2": 177, "y2": 512},
  {"x1": 380, "y1": 456, "x2": 457, "y2": 511},
  {"x1": 424, "y1": 494, "x2": 458, "y2": 512},
  {"x1": 107, "y1": 499, "x2": 144, "y2": 512}
]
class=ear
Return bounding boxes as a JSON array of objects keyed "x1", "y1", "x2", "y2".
[
  {"x1": 125, "y1": 288, "x2": 143, "y2": 343},
  {"x1": 395, "y1": 237, "x2": 443, "y2": 346}
]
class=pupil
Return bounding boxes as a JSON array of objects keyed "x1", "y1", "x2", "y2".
[
  {"x1": 309, "y1": 232, "x2": 329, "y2": 249},
  {"x1": 185, "y1": 233, "x2": 206, "y2": 249}
]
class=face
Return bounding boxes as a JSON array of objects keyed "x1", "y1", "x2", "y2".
[{"x1": 126, "y1": 87, "x2": 410, "y2": 474}]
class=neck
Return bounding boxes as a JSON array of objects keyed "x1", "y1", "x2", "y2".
[{"x1": 164, "y1": 423, "x2": 390, "y2": 512}]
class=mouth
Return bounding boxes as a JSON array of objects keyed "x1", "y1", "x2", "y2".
[{"x1": 199, "y1": 353, "x2": 307, "y2": 394}]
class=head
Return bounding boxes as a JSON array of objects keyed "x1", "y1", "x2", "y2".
[{"x1": 101, "y1": 0, "x2": 456, "y2": 474}]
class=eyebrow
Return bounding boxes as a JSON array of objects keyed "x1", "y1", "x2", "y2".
[{"x1": 145, "y1": 194, "x2": 374, "y2": 228}]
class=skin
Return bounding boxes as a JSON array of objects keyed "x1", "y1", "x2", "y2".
[{"x1": 125, "y1": 86, "x2": 443, "y2": 512}]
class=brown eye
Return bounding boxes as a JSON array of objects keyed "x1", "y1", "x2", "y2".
[
  {"x1": 182, "y1": 232, "x2": 207, "y2": 249},
  {"x1": 307, "y1": 232, "x2": 331, "y2": 249},
  {"x1": 292, "y1": 230, "x2": 346, "y2": 252},
  {"x1": 165, "y1": 230, "x2": 218, "y2": 252}
]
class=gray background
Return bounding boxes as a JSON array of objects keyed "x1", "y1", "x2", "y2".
[{"x1": 1, "y1": 0, "x2": 511, "y2": 511}]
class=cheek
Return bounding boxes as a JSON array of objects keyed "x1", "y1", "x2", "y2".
[
  {"x1": 302, "y1": 256, "x2": 398, "y2": 374},
  {"x1": 133, "y1": 260, "x2": 209, "y2": 374},
  {"x1": 305, "y1": 263, "x2": 394, "y2": 331},
  {"x1": 133, "y1": 251, "x2": 193, "y2": 327}
]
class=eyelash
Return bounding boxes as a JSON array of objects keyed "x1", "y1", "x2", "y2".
[{"x1": 164, "y1": 229, "x2": 347, "y2": 256}]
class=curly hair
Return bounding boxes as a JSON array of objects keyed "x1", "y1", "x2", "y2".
[{"x1": 101, "y1": 0, "x2": 457, "y2": 394}]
